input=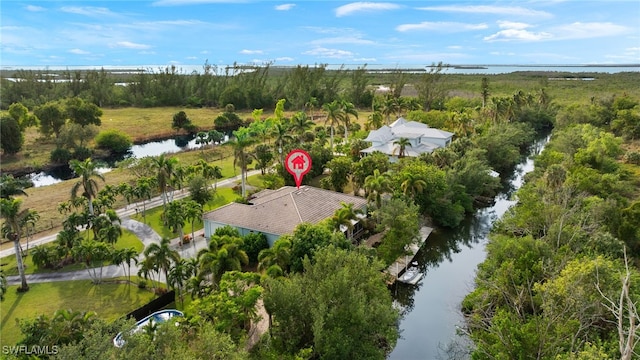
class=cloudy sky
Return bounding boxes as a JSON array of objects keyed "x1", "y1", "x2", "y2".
[{"x1": 1, "y1": 1, "x2": 639, "y2": 67}]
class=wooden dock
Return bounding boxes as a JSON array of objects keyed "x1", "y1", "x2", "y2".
[{"x1": 386, "y1": 226, "x2": 432, "y2": 284}]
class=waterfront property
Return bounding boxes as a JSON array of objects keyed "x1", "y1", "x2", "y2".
[
  {"x1": 202, "y1": 186, "x2": 368, "y2": 246},
  {"x1": 361, "y1": 118, "x2": 454, "y2": 162}
]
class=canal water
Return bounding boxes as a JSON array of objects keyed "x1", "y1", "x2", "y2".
[
  {"x1": 389, "y1": 136, "x2": 548, "y2": 360},
  {"x1": 27, "y1": 134, "x2": 228, "y2": 187}
]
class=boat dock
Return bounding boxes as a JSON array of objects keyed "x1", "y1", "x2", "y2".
[{"x1": 386, "y1": 226, "x2": 432, "y2": 284}]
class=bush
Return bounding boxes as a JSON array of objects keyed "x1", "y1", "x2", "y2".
[
  {"x1": 624, "y1": 151, "x2": 640, "y2": 165},
  {"x1": 50, "y1": 148, "x2": 72, "y2": 164},
  {"x1": 95, "y1": 129, "x2": 132, "y2": 154},
  {"x1": 138, "y1": 279, "x2": 148, "y2": 289},
  {"x1": 72, "y1": 146, "x2": 92, "y2": 160}
]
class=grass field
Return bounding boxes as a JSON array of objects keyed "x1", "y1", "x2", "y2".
[
  {"x1": 0, "y1": 278, "x2": 156, "y2": 346},
  {"x1": 0, "y1": 229, "x2": 143, "y2": 276}
]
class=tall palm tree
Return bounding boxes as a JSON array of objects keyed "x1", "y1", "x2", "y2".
[
  {"x1": 69, "y1": 158, "x2": 105, "y2": 216},
  {"x1": 143, "y1": 237, "x2": 180, "y2": 287},
  {"x1": 381, "y1": 95, "x2": 397, "y2": 125},
  {"x1": 366, "y1": 101, "x2": 384, "y2": 130},
  {"x1": 364, "y1": 169, "x2": 392, "y2": 209},
  {"x1": 168, "y1": 258, "x2": 195, "y2": 307},
  {"x1": 195, "y1": 159, "x2": 222, "y2": 191},
  {"x1": 400, "y1": 173, "x2": 427, "y2": 199},
  {"x1": 229, "y1": 128, "x2": 256, "y2": 198},
  {"x1": 112, "y1": 247, "x2": 138, "y2": 285},
  {"x1": 183, "y1": 200, "x2": 203, "y2": 249},
  {"x1": 340, "y1": 100, "x2": 358, "y2": 139},
  {"x1": 305, "y1": 96, "x2": 318, "y2": 122},
  {"x1": 0, "y1": 198, "x2": 36, "y2": 291},
  {"x1": 151, "y1": 154, "x2": 178, "y2": 212},
  {"x1": 323, "y1": 100, "x2": 345, "y2": 151},
  {"x1": 393, "y1": 137, "x2": 412, "y2": 158},
  {"x1": 272, "y1": 122, "x2": 293, "y2": 167},
  {"x1": 135, "y1": 176, "x2": 155, "y2": 223}
]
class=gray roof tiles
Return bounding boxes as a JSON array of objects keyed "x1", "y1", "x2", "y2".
[{"x1": 203, "y1": 186, "x2": 368, "y2": 236}]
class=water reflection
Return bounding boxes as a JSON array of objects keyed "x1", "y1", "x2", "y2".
[
  {"x1": 389, "y1": 135, "x2": 548, "y2": 360},
  {"x1": 27, "y1": 134, "x2": 229, "y2": 187}
]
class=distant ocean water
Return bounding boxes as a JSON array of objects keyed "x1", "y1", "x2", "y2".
[{"x1": 2, "y1": 64, "x2": 639, "y2": 75}]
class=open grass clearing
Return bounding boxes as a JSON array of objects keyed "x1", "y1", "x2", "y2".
[
  {"x1": 0, "y1": 229, "x2": 143, "y2": 276},
  {"x1": 0, "y1": 277, "x2": 156, "y2": 346}
]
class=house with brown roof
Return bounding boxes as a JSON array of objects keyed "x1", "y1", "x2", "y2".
[{"x1": 202, "y1": 186, "x2": 368, "y2": 246}]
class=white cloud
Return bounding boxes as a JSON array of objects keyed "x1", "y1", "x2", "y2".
[
  {"x1": 275, "y1": 56, "x2": 294, "y2": 62},
  {"x1": 553, "y1": 22, "x2": 630, "y2": 40},
  {"x1": 275, "y1": 4, "x2": 295, "y2": 11},
  {"x1": 26, "y1": 5, "x2": 45, "y2": 12},
  {"x1": 396, "y1": 21, "x2": 488, "y2": 32},
  {"x1": 448, "y1": 45, "x2": 462, "y2": 49},
  {"x1": 303, "y1": 47, "x2": 354, "y2": 58},
  {"x1": 385, "y1": 52, "x2": 469, "y2": 62},
  {"x1": 60, "y1": 6, "x2": 117, "y2": 17},
  {"x1": 497, "y1": 21, "x2": 531, "y2": 30},
  {"x1": 335, "y1": 2, "x2": 401, "y2": 17},
  {"x1": 311, "y1": 36, "x2": 374, "y2": 45},
  {"x1": 417, "y1": 5, "x2": 552, "y2": 18},
  {"x1": 484, "y1": 29, "x2": 553, "y2": 42},
  {"x1": 112, "y1": 41, "x2": 151, "y2": 49},
  {"x1": 69, "y1": 48, "x2": 90, "y2": 55},
  {"x1": 240, "y1": 49, "x2": 263, "y2": 54},
  {"x1": 153, "y1": 0, "x2": 247, "y2": 6}
]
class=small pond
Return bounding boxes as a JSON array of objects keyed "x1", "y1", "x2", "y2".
[{"x1": 27, "y1": 134, "x2": 228, "y2": 187}]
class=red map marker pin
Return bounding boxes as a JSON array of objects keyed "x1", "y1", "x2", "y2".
[{"x1": 285, "y1": 149, "x2": 312, "y2": 189}]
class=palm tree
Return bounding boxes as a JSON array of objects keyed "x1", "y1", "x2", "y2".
[
  {"x1": 229, "y1": 128, "x2": 256, "y2": 198},
  {"x1": 0, "y1": 198, "x2": 35, "y2": 291},
  {"x1": 197, "y1": 235, "x2": 248, "y2": 286},
  {"x1": 257, "y1": 238, "x2": 292, "y2": 272},
  {"x1": 21, "y1": 209, "x2": 39, "y2": 255},
  {"x1": 364, "y1": 169, "x2": 392, "y2": 209},
  {"x1": 112, "y1": 247, "x2": 138, "y2": 285},
  {"x1": 183, "y1": 200, "x2": 203, "y2": 249},
  {"x1": 168, "y1": 258, "x2": 195, "y2": 307},
  {"x1": 272, "y1": 122, "x2": 293, "y2": 167},
  {"x1": 165, "y1": 200, "x2": 187, "y2": 241},
  {"x1": 0, "y1": 174, "x2": 30, "y2": 199},
  {"x1": 143, "y1": 237, "x2": 180, "y2": 287},
  {"x1": 393, "y1": 137, "x2": 412, "y2": 158},
  {"x1": 305, "y1": 96, "x2": 318, "y2": 121},
  {"x1": 366, "y1": 100, "x2": 384, "y2": 130},
  {"x1": 400, "y1": 173, "x2": 427, "y2": 199},
  {"x1": 290, "y1": 111, "x2": 315, "y2": 143},
  {"x1": 340, "y1": 100, "x2": 358, "y2": 139},
  {"x1": 195, "y1": 159, "x2": 222, "y2": 191},
  {"x1": 134, "y1": 177, "x2": 155, "y2": 223},
  {"x1": 323, "y1": 100, "x2": 345, "y2": 151},
  {"x1": 381, "y1": 95, "x2": 397, "y2": 125},
  {"x1": 330, "y1": 202, "x2": 363, "y2": 240},
  {"x1": 151, "y1": 154, "x2": 178, "y2": 212},
  {"x1": 69, "y1": 158, "x2": 105, "y2": 216}
]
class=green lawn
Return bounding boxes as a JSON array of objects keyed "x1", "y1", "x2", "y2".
[
  {"x1": 0, "y1": 230, "x2": 143, "y2": 276},
  {"x1": 0, "y1": 278, "x2": 156, "y2": 346}
]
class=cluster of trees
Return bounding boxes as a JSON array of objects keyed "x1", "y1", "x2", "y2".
[
  {"x1": 0, "y1": 98, "x2": 133, "y2": 162},
  {"x1": 462, "y1": 94, "x2": 640, "y2": 359}
]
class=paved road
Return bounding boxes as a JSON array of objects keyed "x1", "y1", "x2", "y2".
[{"x1": 3, "y1": 170, "x2": 261, "y2": 285}]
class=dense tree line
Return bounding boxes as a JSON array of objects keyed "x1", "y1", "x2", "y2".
[{"x1": 462, "y1": 94, "x2": 640, "y2": 359}]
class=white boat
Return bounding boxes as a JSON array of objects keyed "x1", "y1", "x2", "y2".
[
  {"x1": 113, "y1": 309, "x2": 183, "y2": 347},
  {"x1": 398, "y1": 262, "x2": 423, "y2": 285}
]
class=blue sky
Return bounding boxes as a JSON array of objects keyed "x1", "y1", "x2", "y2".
[{"x1": 1, "y1": 1, "x2": 639, "y2": 67}]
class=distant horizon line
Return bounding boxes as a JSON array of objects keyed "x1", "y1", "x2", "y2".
[{"x1": 2, "y1": 63, "x2": 640, "y2": 69}]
